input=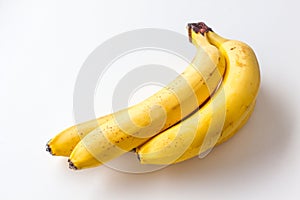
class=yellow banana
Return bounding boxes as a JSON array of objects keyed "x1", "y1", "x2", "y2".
[
  {"x1": 137, "y1": 100, "x2": 256, "y2": 164},
  {"x1": 67, "y1": 28, "x2": 226, "y2": 169},
  {"x1": 136, "y1": 23, "x2": 260, "y2": 165}
]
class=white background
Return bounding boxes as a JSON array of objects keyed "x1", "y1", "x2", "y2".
[{"x1": 1, "y1": 0, "x2": 300, "y2": 199}]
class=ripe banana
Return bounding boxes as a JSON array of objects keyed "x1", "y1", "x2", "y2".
[
  {"x1": 137, "y1": 100, "x2": 256, "y2": 164},
  {"x1": 67, "y1": 29, "x2": 226, "y2": 169},
  {"x1": 136, "y1": 23, "x2": 260, "y2": 165}
]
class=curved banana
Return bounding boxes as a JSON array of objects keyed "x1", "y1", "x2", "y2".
[
  {"x1": 67, "y1": 28, "x2": 226, "y2": 169},
  {"x1": 137, "y1": 101, "x2": 256, "y2": 164},
  {"x1": 136, "y1": 23, "x2": 260, "y2": 165}
]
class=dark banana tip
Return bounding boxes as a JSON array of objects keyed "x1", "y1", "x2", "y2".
[
  {"x1": 187, "y1": 22, "x2": 213, "y2": 42},
  {"x1": 68, "y1": 159, "x2": 78, "y2": 170},
  {"x1": 136, "y1": 152, "x2": 141, "y2": 162},
  {"x1": 46, "y1": 143, "x2": 54, "y2": 155}
]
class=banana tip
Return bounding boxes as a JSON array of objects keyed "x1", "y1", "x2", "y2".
[
  {"x1": 68, "y1": 159, "x2": 78, "y2": 170},
  {"x1": 137, "y1": 153, "x2": 141, "y2": 161},
  {"x1": 46, "y1": 143, "x2": 53, "y2": 155}
]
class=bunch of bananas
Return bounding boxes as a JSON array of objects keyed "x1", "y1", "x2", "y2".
[{"x1": 46, "y1": 22, "x2": 260, "y2": 170}]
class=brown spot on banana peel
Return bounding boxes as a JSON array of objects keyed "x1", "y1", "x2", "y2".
[
  {"x1": 240, "y1": 104, "x2": 250, "y2": 110},
  {"x1": 208, "y1": 66, "x2": 219, "y2": 77},
  {"x1": 236, "y1": 60, "x2": 246, "y2": 67}
]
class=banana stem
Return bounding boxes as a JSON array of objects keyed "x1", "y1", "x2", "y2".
[
  {"x1": 187, "y1": 22, "x2": 228, "y2": 47},
  {"x1": 187, "y1": 22, "x2": 212, "y2": 38},
  {"x1": 187, "y1": 22, "x2": 213, "y2": 47}
]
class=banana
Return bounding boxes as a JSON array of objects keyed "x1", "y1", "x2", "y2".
[
  {"x1": 137, "y1": 100, "x2": 256, "y2": 164},
  {"x1": 67, "y1": 28, "x2": 226, "y2": 169},
  {"x1": 136, "y1": 23, "x2": 260, "y2": 165}
]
